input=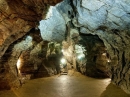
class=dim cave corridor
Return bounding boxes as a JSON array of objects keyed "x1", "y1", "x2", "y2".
[{"x1": 0, "y1": 70, "x2": 130, "y2": 97}]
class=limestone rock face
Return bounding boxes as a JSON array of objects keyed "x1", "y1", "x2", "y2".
[
  {"x1": 39, "y1": 0, "x2": 73, "y2": 42},
  {"x1": 38, "y1": 0, "x2": 130, "y2": 94},
  {"x1": 74, "y1": 0, "x2": 130, "y2": 94},
  {"x1": 0, "y1": 0, "x2": 130, "y2": 94},
  {"x1": 0, "y1": 0, "x2": 63, "y2": 90},
  {"x1": 76, "y1": 0, "x2": 130, "y2": 31},
  {"x1": 78, "y1": 35, "x2": 109, "y2": 78},
  {"x1": 0, "y1": 0, "x2": 63, "y2": 59},
  {"x1": 39, "y1": 6, "x2": 66, "y2": 42}
]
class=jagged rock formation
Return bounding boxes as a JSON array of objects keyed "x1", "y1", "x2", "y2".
[
  {"x1": 0, "y1": 0, "x2": 63, "y2": 90},
  {"x1": 39, "y1": 0, "x2": 130, "y2": 94},
  {"x1": 78, "y1": 35, "x2": 109, "y2": 78},
  {"x1": 0, "y1": 28, "x2": 63, "y2": 89},
  {"x1": 0, "y1": 0, "x2": 63, "y2": 59},
  {"x1": 46, "y1": 42, "x2": 63, "y2": 74},
  {"x1": 0, "y1": 0, "x2": 130, "y2": 95},
  {"x1": 39, "y1": 6, "x2": 66, "y2": 42},
  {"x1": 0, "y1": 29, "x2": 45, "y2": 89}
]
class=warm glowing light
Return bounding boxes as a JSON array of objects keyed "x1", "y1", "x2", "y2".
[
  {"x1": 102, "y1": 53, "x2": 106, "y2": 56},
  {"x1": 61, "y1": 58, "x2": 66, "y2": 64},
  {"x1": 107, "y1": 59, "x2": 111, "y2": 63},
  {"x1": 17, "y1": 59, "x2": 21, "y2": 73},
  {"x1": 17, "y1": 59, "x2": 21, "y2": 68}
]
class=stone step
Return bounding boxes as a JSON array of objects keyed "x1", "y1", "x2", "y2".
[{"x1": 60, "y1": 72, "x2": 68, "y2": 75}]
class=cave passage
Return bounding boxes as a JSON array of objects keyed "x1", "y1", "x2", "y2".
[{"x1": 0, "y1": 0, "x2": 130, "y2": 96}]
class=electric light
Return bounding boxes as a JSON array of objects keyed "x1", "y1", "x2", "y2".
[
  {"x1": 78, "y1": 55, "x2": 82, "y2": 59},
  {"x1": 107, "y1": 59, "x2": 111, "y2": 63},
  {"x1": 17, "y1": 59, "x2": 21, "y2": 73},
  {"x1": 61, "y1": 49, "x2": 64, "y2": 52},
  {"x1": 61, "y1": 58, "x2": 66, "y2": 64}
]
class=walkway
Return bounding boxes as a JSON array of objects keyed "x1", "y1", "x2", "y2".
[{"x1": 0, "y1": 70, "x2": 129, "y2": 97}]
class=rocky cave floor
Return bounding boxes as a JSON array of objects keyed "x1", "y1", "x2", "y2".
[{"x1": 0, "y1": 70, "x2": 129, "y2": 97}]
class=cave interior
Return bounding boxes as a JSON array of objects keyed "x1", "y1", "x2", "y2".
[{"x1": 0, "y1": 0, "x2": 130, "y2": 96}]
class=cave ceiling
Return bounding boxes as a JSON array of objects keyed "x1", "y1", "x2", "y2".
[{"x1": 0, "y1": 0, "x2": 63, "y2": 58}]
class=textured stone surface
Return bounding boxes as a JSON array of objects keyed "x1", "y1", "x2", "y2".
[
  {"x1": 0, "y1": 0, "x2": 63, "y2": 89},
  {"x1": 45, "y1": 42, "x2": 62, "y2": 75},
  {"x1": 39, "y1": 6, "x2": 66, "y2": 42},
  {"x1": 0, "y1": 29, "x2": 61, "y2": 89},
  {"x1": 76, "y1": 0, "x2": 130, "y2": 30},
  {"x1": 38, "y1": 0, "x2": 130, "y2": 94},
  {"x1": 0, "y1": 0, "x2": 130, "y2": 95},
  {"x1": 39, "y1": 0, "x2": 73, "y2": 42},
  {"x1": 77, "y1": 35, "x2": 109, "y2": 78},
  {"x1": 0, "y1": 0, "x2": 63, "y2": 59},
  {"x1": 82, "y1": 0, "x2": 105, "y2": 11}
]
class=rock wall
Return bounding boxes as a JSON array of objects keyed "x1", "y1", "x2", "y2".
[
  {"x1": 46, "y1": 42, "x2": 63, "y2": 75},
  {"x1": 39, "y1": 6, "x2": 66, "y2": 42},
  {"x1": 0, "y1": 29, "x2": 43, "y2": 89},
  {"x1": 39, "y1": 0, "x2": 130, "y2": 94},
  {"x1": 0, "y1": 0, "x2": 130, "y2": 94},
  {"x1": 0, "y1": 28, "x2": 62, "y2": 89},
  {"x1": 78, "y1": 35, "x2": 109, "y2": 78},
  {"x1": 0, "y1": 0, "x2": 63, "y2": 89},
  {"x1": 74, "y1": 0, "x2": 130, "y2": 94},
  {"x1": 0, "y1": 0, "x2": 63, "y2": 59}
]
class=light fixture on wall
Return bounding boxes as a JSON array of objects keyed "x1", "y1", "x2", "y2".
[{"x1": 16, "y1": 59, "x2": 21, "y2": 74}]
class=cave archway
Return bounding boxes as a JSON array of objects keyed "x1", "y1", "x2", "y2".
[{"x1": 74, "y1": 34, "x2": 110, "y2": 78}]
